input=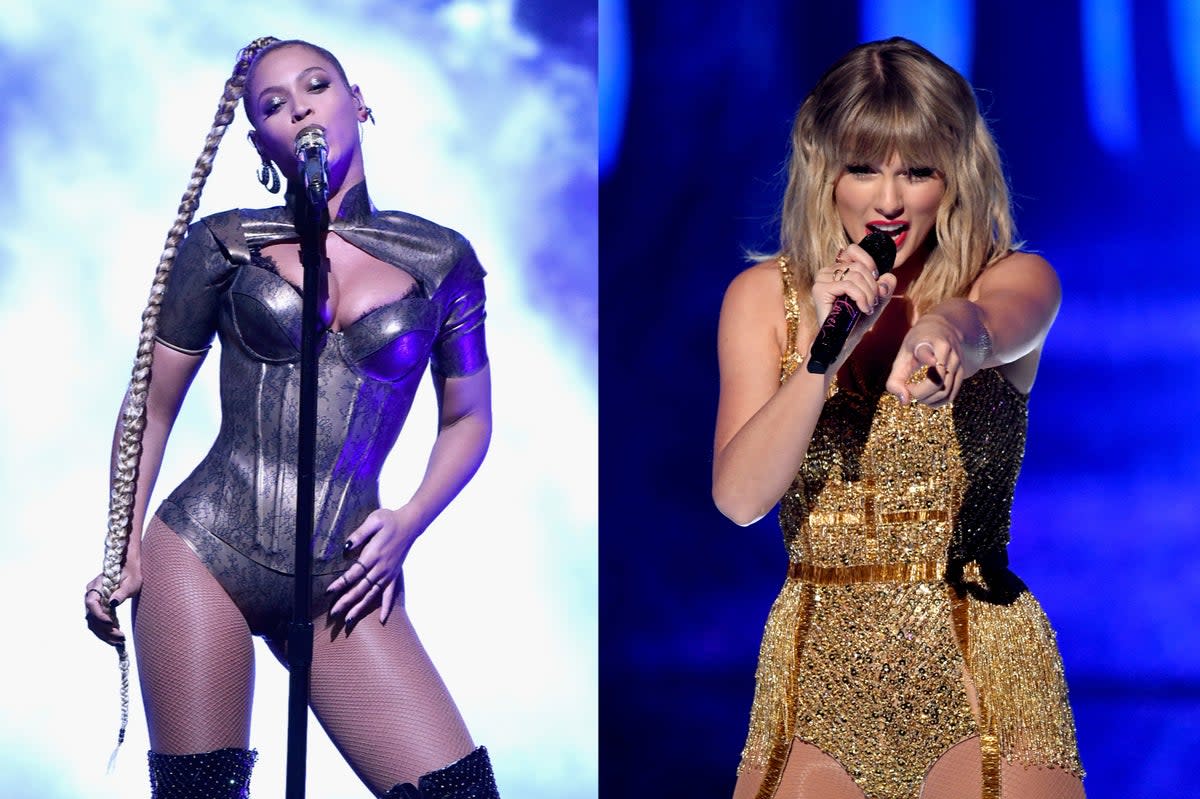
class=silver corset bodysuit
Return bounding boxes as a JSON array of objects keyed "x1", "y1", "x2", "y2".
[{"x1": 152, "y1": 181, "x2": 488, "y2": 637}]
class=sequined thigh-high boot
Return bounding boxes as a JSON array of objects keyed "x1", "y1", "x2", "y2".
[
  {"x1": 383, "y1": 746, "x2": 500, "y2": 799},
  {"x1": 147, "y1": 748, "x2": 258, "y2": 798}
]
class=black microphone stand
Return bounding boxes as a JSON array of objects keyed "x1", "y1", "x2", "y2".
[{"x1": 285, "y1": 173, "x2": 328, "y2": 799}]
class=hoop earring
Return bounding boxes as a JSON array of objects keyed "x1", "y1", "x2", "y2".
[{"x1": 257, "y1": 158, "x2": 281, "y2": 194}]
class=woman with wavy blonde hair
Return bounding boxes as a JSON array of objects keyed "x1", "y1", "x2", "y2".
[
  {"x1": 83, "y1": 36, "x2": 499, "y2": 798},
  {"x1": 714, "y1": 37, "x2": 1085, "y2": 798}
]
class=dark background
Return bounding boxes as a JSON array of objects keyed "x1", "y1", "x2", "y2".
[{"x1": 601, "y1": 1, "x2": 1200, "y2": 796}]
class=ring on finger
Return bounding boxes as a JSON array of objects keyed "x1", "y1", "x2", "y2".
[
  {"x1": 362, "y1": 571, "x2": 379, "y2": 587},
  {"x1": 836, "y1": 270, "x2": 847, "y2": 281},
  {"x1": 913, "y1": 341, "x2": 936, "y2": 360},
  {"x1": 934, "y1": 361, "x2": 948, "y2": 383}
]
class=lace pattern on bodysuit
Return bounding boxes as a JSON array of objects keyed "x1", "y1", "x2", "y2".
[
  {"x1": 736, "y1": 259, "x2": 1082, "y2": 799},
  {"x1": 149, "y1": 181, "x2": 488, "y2": 636}
]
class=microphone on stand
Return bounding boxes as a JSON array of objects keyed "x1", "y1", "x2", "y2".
[
  {"x1": 286, "y1": 123, "x2": 329, "y2": 799},
  {"x1": 806, "y1": 230, "x2": 897, "y2": 374},
  {"x1": 294, "y1": 125, "x2": 329, "y2": 207}
]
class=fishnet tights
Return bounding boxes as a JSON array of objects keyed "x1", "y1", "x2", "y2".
[
  {"x1": 134, "y1": 519, "x2": 474, "y2": 795},
  {"x1": 732, "y1": 737, "x2": 1086, "y2": 799},
  {"x1": 134, "y1": 520, "x2": 255, "y2": 753},
  {"x1": 267, "y1": 599, "x2": 475, "y2": 794}
]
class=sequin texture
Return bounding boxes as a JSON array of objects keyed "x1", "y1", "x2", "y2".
[
  {"x1": 147, "y1": 747, "x2": 257, "y2": 798},
  {"x1": 384, "y1": 746, "x2": 500, "y2": 798},
  {"x1": 737, "y1": 262, "x2": 1083, "y2": 798}
]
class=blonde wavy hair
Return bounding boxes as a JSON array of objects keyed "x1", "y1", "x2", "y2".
[{"x1": 779, "y1": 37, "x2": 1018, "y2": 325}]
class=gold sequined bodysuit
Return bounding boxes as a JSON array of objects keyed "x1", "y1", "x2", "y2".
[{"x1": 736, "y1": 263, "x2": 1083, "y2": 798}]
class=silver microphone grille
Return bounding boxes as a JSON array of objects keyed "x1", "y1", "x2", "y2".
[{"x1": 294, "y1": 125, "x2": 327, "y2": 159}]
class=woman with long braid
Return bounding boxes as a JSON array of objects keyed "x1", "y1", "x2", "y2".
[{"x1": 83, "y1": 37, "x2": 498, "y2": 798}]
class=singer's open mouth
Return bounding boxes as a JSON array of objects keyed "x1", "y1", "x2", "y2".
[
  {"x1": 866, "y1": 222, "x2": 908, "y2": 237},
  {"x1": 867, "y1": 222, "x2": 909, "y2": 251}
]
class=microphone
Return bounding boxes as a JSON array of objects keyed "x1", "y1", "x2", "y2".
[
  {"x1": 294, "y1": 125, "x2": 328, "y2": 207},
  {"x1": 805, "y1": 230, "x2": 897, "y2": 374}
]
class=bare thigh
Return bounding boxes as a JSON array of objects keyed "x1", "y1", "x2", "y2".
[
  {"x1": 732, "y1": 737, "x2": 1086, "y2": 799},
  {"x1": 269, "y1": 602, "x2": 475, "y2": 795},
  {"x1": 732, "y1": 741, "x2": 866, "y2": 799},
  {"x1": 996, "y1": 759, "x2": 1085, "y2": 799},
  {"x1": 133, "y1": 518, "x2": 255, "y2": 754},
  {"x1": 922, "y1": 736, "x2": 1086, "y2": 799}
]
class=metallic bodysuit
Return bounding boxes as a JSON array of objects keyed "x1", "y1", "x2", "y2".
[
  {"x1": 736, "y1": 261, "x2": 1082, "y2": 798},
  {"x1": 152, "y1": 182, "x2": 487, "y2": 639}
]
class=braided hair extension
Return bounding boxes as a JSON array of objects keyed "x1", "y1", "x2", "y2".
[{"x1": 98, "y1": 35, "x2": 280, "y2": 765}]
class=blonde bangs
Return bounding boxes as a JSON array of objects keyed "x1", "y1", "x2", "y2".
[{"x1": 826, "y1": 95, "x2": 956, "y2": 176}]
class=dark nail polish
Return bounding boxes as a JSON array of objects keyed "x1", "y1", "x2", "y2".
[
  {"x1": 109, "y1": 599, "x2": 119, "y2": 608},
  {"x1": 343, "y1": 540, "x2": 354, "y2": 552}
]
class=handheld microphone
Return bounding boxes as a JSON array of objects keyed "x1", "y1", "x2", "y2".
[
  {"x1": 294, "y1": 125, "x2": 328, "y2": 207},
  {"x1": 805, "y1": 230, "x2": 897, "y2": 374}
]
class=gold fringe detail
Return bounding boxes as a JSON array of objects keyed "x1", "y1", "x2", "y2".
[
  {"x1": 966, "y1": 581, "x2": 1084, "y2": 777},
  {"x1": 952, "y1": 580, "x2": 1003, "y2": 798},
  {"x1": 951, "y1": 564, "x2": 1085, "y2": 795},
  {"x1": 737, "y1": 578, "x2": 815, "y2": 799},
  {"x1": 788, "y1": 559, "x2": 946, "y2": 585},
  {"x1": 949, "y1": 584, "x2": 971, "y2": 659}
]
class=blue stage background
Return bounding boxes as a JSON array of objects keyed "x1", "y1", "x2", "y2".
[{"x1": 601, "y1": 1, "x2": 1199, "y2": 796}]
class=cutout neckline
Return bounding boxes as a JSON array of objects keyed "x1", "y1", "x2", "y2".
[{"x1": 249, "y1": 249, "x2": 426, "y2": 335}]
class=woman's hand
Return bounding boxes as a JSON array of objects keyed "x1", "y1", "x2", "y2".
[
  {"x1": 325, "y1": 366, "x2": 490, "y2": 625},
  {"x1": 810, "y1": 243, "x2": 898, "y2": 369},
  {"x1": 886, "y1": 315, "x2": 966, "y2": 407},
  {"x1": 813, "y1": 243, "x2": 895, "y2": 318},
  {"x1": 326, "y1": 506, "x2": 425, "y2": 625},
  {"x1": 84, "y1": 564, "x2": 142, "y2": 646},
  {"x1": 886, "y1": 254, "x2": 1062, "y2": 403}
]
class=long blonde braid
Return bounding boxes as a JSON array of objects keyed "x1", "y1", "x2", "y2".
[{"x1": 98, "y1": 35, "x2": 280, "y2": 762}]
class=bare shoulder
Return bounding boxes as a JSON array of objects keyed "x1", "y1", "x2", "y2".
[
  {"x1": 724, "y1": 258, "x2": 786, "y2": 304},
  {"x1": 969, "y1": 250, "x2": 1061, "y2": 304},
  {"x1": 975, "y1": 251, "x2": 1059, "y2": 287},
  {"x1": 719, "y1": 259, "x2": 789, "y2": 352}
]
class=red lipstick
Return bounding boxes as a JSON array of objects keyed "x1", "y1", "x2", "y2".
[{"x1": 866, "y1": 220, "x2": 909, "y2": 251}]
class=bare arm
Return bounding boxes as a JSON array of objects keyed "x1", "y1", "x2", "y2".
[
  {"x1": 713, "y1": 253, "x2": 896, "y2": 526},
  {"x1": 408, "y1": 364, "x2": 493, "y2": 531},
  {"x1": 887, "y1": 252, "x2": 1061, "y2": 404},
  {"x1": 330, "y1": 364, "x2": 492, "y2": 623},
  {"x1": 85, "y1": 343, "x2": 205, "y2": 643}
]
